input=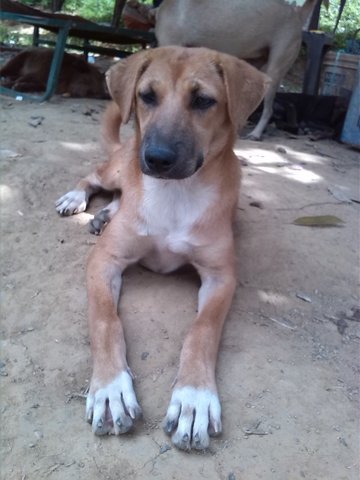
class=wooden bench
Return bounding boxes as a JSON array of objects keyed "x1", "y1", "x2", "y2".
[{"x1": 0, "y1": 0, "x2": 155, "y2": 101}]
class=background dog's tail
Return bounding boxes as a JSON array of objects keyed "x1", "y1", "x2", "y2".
[{"x1": 101, "y1": 101, "x2": 123, "y2": 154}]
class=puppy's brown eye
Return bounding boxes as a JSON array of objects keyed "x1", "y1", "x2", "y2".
[
  {"x1": 191, "y1": 94, "x2": 217, "y2": 111},
  {"x1": 139, "y1": 89, "x2": 157, "y2": 106}
]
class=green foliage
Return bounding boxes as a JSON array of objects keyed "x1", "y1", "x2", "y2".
[
  {"x1": 65, "y1": 0, "x2": 115, "y2": 23},
  {"x1": 0, "y1": 23, "x2": 33, "y2": 45},
  {"x1": 18, "y1": 0, "x2": 115, "y2": 22},
  {"x1": 319, "y1": 0, "x2": 360, "y2": 49},
  {"x1": 18, "y1": 0, "x2": 154, "y2": 22}
]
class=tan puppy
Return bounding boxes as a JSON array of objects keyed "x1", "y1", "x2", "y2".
[{"x1": 56, "y1": 46, "x2": 268, "y2": 450}]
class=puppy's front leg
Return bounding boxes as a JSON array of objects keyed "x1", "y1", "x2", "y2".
[
  {"x1": 85, "y1": 222, "x2": 148, "y2": 435},
  {"x1": 164, "y1": 257, "x2": 236, "y2": 450}
]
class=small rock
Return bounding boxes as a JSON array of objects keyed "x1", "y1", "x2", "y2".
[
  {"x1": 335, "y1": 317, "x2": 348, "y2": 335},
  {"x1": 28, "y1": 116, "x2": 44, "y2": 128},
  {"x1": 34, "y1": 430, "x2": 43, "y2": 439},
  {"x1": 159, "y1": 443, "x2": 171, "y2": 454},
  {"x1": 249, "y1": 200, "x2": 263, "y2": 209},
  {"x1": 141, "y1": 352, "x2": 149, "y2": 361},
  {"x1": 338, "y1": 437, "x2": 348, "y2": 447},
  {"x1": 296, "y1": 292, "x2": 312, "y2": 303},
  {"x1": 83, "y1": 107, "x2": 99, "y2": 117},
  {"x1": 0, "y1": 149, "x2": 21, "y2": 159},
  {"x1": 228, "y1": 473, "x2": 236, "y2": 480},
  {"x1": 276, "y1": 146, "x2": 287, "y2": 154},
  {"x1": 347, "y1": 306, "x2": 360, "y2": 322}
]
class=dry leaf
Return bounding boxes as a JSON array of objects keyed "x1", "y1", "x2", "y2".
[{"x1": 293, "y1": 215, "x2": 344, "y2": 227}]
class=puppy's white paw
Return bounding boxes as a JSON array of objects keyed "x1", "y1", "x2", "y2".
[
  {"x1": 164, "y1": 386, "x2": 222, "y2": 450},
  {"x1": 55, "y1": 190, "x2": 87, "y2": 216},
  {"x1": 86, "y1": 371, "x2": 142, "y2": 436}
]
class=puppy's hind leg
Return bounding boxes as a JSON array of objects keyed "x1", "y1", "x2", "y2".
[
  {"x1": 56, "y1": 101, "x2": 123, "y2": 217},
  {"x1": 89, "y1": 191, "x2": 121, "y2": 235}
]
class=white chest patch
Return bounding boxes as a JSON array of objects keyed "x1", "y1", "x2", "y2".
[{"x1": 138, "y1": 175, "x2": 216, "y2": 253}]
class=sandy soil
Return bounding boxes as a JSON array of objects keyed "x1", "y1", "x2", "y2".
[{"x1": 0, "y1": 95, "x2": 359, "y2": 480}]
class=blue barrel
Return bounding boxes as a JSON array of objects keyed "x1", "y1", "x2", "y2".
[{"x1": 341, "y1": 61, "x2": 360, "y2": 147}]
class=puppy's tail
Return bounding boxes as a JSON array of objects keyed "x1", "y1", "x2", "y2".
[{"x1": 101, "y1": 101, "x2": 123, "y2": 155}]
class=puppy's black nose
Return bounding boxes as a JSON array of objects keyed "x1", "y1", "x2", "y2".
[{"x1": 143, "y1": 146, "x2": 176, "y2": 174}]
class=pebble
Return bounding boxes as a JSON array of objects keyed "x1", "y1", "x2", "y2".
[
  {"x1": 28, "y1": 116, "x2": 45, "y2": 128},
  {"x1": 296, "y1": 292, "x2": 312, "y2": 303},
  {"x1": 249, "y1": 201, "x2": 264, "y2": 209},
  {"x1": 0, "y1": 149, "x2": 21, "y2": 159},
  {"x1": 159, "y1": 443, "x2": 171, "y2": 454}
]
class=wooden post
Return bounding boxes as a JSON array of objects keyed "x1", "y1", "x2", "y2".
[{"x1": 112, "y1": 0, "x2": 127, "y2": 28}]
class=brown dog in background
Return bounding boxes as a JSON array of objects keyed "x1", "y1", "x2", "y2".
[
  {"x1": 0, "y1": 48, "x2": 108, "y2": 98},
  {"x1": 56, "y1": 46, "x2": 268, "y2": 450}
]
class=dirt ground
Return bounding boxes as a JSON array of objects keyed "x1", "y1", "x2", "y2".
[{"x1": 0, "y1": 95, "x2": 359, "y2": 480}]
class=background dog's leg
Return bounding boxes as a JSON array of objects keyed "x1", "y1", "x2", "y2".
[
  {"x1": 246, "y1": 80, "x2": 277, "y2": 141},
  {"x1": 85, "y1": 221, "x2": 149, "y2": 435},
  {"x1": 247, "y1": 34, "x2": 301, "y2": 141},
  {"x1": 164, "y1": 261, "x2": 236, "y2": 450}
]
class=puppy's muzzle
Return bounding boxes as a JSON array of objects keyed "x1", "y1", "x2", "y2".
[
  {"x1": 143, "y1": 145, "x2": 177, "y2": 176},
  {"x1": 140, "y1": 132, "x2": 203, "y2": 180}
]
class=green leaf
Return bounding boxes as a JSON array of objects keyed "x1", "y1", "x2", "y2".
[{"x1": 293, "y1": 215, "x2": 345, "y2": 227}]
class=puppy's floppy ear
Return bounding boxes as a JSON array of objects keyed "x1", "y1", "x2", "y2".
[
  {"x1": 216, "y1": 54, "x2": 271, "y2": 130},
  {"x1": 105, "y1": 50, "x2": 152, "y2": 124}
]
